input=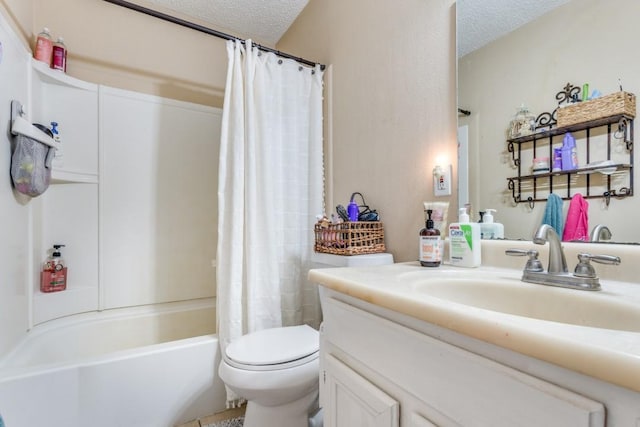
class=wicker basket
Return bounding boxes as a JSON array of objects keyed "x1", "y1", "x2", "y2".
[
  {"x1": 314, "y1": 221, "x2": 385, "y2": 255},
  {"x1": 557, "y1": 91, "x2": 636, "y2": 128}
]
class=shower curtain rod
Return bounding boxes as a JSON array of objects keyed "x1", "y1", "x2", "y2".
[{"x1": 102, "y1": 0, "x2": 325, "y2": 70}]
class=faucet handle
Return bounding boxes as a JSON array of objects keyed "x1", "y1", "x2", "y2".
[
  {"x1": 505, "y1": 249, "x2": 544, "y2": 272},
  {"x1": 574, "y1": 253, "x2": 621, "y2": 278}
]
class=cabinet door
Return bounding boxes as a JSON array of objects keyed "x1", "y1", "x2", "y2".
[{"x1": 323, "y1": 353, "x2": 399, "y2": 427}]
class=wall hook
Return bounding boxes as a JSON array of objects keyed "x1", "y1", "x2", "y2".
[{"x1": 527, "y1": 196, "x2": 535, "y2": 210}]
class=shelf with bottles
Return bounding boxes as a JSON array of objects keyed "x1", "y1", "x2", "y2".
[
  {"x1": 506, "y1": 114, "x2": 634, "y2": 207},
  {"x1": 506, "y1": 114, "x2": 634, "y2": 146},
  {"x1": 31, "y1": 57, "x2": 99, "y2": 184},
  {"x1": 31, "y1": 57, "x2": 96, "y2": 92}
]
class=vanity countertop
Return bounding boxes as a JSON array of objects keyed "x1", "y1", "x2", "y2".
[{"x1": 309, "y1": 260, "x2": 640, "y2": 393}]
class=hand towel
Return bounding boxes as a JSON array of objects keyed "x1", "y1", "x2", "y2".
[
  {"x1": 541, "y1": 193, "x2": 564, "y2": 237},
  {"x1": 562, "y1": 193, "x2": 589, "y2": 241}
]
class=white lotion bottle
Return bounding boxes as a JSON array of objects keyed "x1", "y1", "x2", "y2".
[
  {"x1": 480, "y1": 209, "x2": 504, "y2": 240},
  {"x1": 449, "y1": 208, "x2": 481, "y2": 267}
]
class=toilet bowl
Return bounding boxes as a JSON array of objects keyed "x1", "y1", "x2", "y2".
[
  {"x1": 218, "y1": 325, "x2": 320, "y2": 427},
  {"x1": 219, "y1": 252, "x2": 394, "y2": 427}
]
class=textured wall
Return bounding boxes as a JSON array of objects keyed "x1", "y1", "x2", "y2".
[{"x1": 279, "y1": 0, "x2": 458, "y2": 262}]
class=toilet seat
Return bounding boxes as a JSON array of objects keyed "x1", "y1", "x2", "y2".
[{"x1": 224, "y1": 325, "x2": 319, "y2": 371}]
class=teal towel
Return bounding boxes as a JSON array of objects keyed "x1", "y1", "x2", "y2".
[{"x1": 542, "y1": 194, "x2": 564, "y2": 237}]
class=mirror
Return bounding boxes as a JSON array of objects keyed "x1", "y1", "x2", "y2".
[{"x1": 457, "y1": 0, "x2": 640, "y2": 244}]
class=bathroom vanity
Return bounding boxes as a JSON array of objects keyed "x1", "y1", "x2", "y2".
[{"x1": 310, "y1": 241, "x2": 640, "y2": 426}]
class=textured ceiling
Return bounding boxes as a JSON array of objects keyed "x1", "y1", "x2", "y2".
[
  {"x1": 147, "y1": 0, "x2": 309, "y2": 45},
  {"x1": 457, "y1": 0, "x2": 571, "y2": 57},
  {"x1": 142, "y1": 0, "x2": 570, "y2": 56}
]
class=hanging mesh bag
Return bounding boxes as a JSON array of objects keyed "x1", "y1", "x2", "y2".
[{"x1": 10, "y1": 132, "x2": 54, "y2": 197}]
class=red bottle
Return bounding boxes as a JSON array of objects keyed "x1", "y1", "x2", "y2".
[
  {"x1": 51, "y1": 37, "x2": 67, "y2": 72},
  {"x1": 41, "y1": 244, "x2": 67, "y2": 292}
]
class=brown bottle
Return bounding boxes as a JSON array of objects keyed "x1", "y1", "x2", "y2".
[{"x1": 419, "y1": 209, "x2": 441, "y2": 267}]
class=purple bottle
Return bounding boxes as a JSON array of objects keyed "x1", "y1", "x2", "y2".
[{"x1": 347, "y1": 200, "x2": 359, "y2": 221}]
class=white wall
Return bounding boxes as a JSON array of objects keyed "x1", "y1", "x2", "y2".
[
  {"x1": 459, "y1": 0, "x2": 640, "y2": 242},
  {"x1": 0, "y1": 8, "x2": 32, "y2": 357},
  {"x1": 100, "y1": 87, "x2": 219, "y2": 309}
]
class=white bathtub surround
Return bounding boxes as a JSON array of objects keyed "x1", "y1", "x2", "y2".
[
  {"x1": 216, "y1": 38, "x2": 324, "y2": 404},
  {"x1": 0, "y1": 299, "x2": 227, "y2": 427}
]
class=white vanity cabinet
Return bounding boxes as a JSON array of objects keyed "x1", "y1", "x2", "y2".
[
  {"x1": 322, "y1": 352, "x2": 399, "y2": 427},
  {"x1": 319, "y1": 288, "x2": 607, "y2": 427}
]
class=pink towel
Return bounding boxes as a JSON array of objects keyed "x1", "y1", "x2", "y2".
[{"x1": 562, "y1": 193, "x2": 589, "y2": 241}]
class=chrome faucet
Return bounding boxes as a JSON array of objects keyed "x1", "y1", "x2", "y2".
[
  {"x1": 506, "y1": 224, "x2": 621, "y2": 291},
  {"x1": 590, "y1": 224, "x2": 612, "y2": 242},
  {"x1": 533, "y1": 224, "x2": 567, "y2": 274}
]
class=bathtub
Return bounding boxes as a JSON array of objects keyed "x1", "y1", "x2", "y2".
[{"x1": 0, "y1": 298, "x2": 227, "y2": 427}]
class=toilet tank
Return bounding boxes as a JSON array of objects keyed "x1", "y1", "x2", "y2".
[{"x1": 311, "y1": 252, "x2": 394, "y2": 268}]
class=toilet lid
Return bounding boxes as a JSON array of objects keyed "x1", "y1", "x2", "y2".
[{"x1": 225, "y1": 325, "x2": 319, "y2": 367}]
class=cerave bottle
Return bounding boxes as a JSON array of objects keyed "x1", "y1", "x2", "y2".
[{"x1": 449, "y1": 208, "x2": 481, "y2": 267}]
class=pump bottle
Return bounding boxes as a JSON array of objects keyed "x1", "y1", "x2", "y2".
[
  {"x1": 41, "y1": 244, "x2": 67, "y2": 292},
  {"x1": 419, "y1": 209, "x2": 442, "y2": 267},
  {"x1": 449, "y1": 208, "x2": 481, "y2": 267},
  {"x1": 480, "y1": 209, "x2": 505, "y2": 240}
]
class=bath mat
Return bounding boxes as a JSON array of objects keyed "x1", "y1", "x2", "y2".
[{"x1": 201, "y1": 416, "x2": 244, "y2": 427}]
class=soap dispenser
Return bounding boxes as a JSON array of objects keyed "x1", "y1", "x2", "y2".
[
  {"x1": 449, "y1": 208, "x2": 481, "y2": 267},
  {"x1": 480, "y1": 209, "x2": 505, "y2": 240},
  {"x1": 41, "y1": 244, "x2": 67, "y2": 293},
  {"x1": 419, "y1": 209, "x2": 442, "y2": 267}
]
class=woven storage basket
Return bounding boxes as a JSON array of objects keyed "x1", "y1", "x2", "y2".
[
  {"x1": 557, "y1": 91, "x2": 636, "y2": 127},
  {"x1": 314, "y1": 221, "x2": 385, "y2": 255}
]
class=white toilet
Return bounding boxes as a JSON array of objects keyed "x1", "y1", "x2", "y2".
[{"x1": 218, "y1": 252, "x2": 393, "y2": 427}]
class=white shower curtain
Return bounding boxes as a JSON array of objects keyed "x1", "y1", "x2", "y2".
[{"x1": 216, "y1": 39, "x2": 324, "y2": 404}]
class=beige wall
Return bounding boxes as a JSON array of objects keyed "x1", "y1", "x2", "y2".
[
  {"x1": 0, "y1": 0, "x2": 31, "y2": 45},
  {"x1": 280, "y1": 0, "x2": 458, "y2": 262},
  {"x1": 459, "y1": 0, "x2": 640, "y2": 243}
]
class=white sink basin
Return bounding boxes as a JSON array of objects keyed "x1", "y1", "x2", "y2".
[
  {"x1": 309, "y1": 242, "x2": 640, "y2": 393},
  {"x1": 411, "y1": 277, "x2": 640, "y2": 332}
]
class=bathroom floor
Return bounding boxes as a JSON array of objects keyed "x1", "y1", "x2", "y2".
[{"x1": 176, "y1": 407, "x2": 245, "y2": 427}]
